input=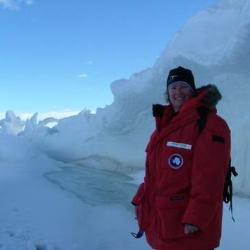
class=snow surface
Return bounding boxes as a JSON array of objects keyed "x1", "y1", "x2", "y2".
[
  {"x1": 0, "y1": 0, "x2": 250, "y2": 249},
  {"x1": 0, "y1": 135, "x2": 248, "y2": 249},
  {"x1": 0, "y1": 134, "x2": 149, "y2": 250}
]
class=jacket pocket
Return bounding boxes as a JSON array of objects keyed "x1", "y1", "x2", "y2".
[{"x1": 156, "y1": 193, "x2": 189, "y2": 240}]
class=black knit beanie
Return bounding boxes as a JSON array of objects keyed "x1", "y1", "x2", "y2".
[{"x1": 167, "y1": 66, "x2": 196, "y2": 91}]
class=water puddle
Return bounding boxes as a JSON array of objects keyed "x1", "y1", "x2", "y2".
[{"x1": 45, "y1": 164, "x2": 138, "y2": 207}]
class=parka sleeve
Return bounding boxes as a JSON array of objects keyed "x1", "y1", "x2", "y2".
[{"x1": 182, "y1": 119, "x2": 231, "y2": 231}]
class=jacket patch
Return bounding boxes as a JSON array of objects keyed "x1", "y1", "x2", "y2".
[
  {"x1": 212, "y1": 135, "x2": 225, "y2": 143},
  {"x1": 166, "y1": 141, "x2": 192, "y2": 150},
  {"x1": 168, "y1": 154, "x2": 183, "y2": 169}
]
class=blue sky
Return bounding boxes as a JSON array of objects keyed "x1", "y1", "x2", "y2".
[{"x1": 0, "y1": 0, "x2": 218, "y2": 116}]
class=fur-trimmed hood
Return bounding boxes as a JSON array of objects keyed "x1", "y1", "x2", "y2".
[
  {"x1": 196, "y1": 84, "x2": 222, "y2": 108},
  {"x1": 179, "y1": 84, "x2": 222, "y2": 113}
]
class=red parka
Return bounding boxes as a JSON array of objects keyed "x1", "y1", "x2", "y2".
[{"x1": 132, "y1": 85, "x2": 231, "y2": 250}]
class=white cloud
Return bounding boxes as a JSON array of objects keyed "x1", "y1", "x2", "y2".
[
  {"x1": 0, "y1": 0, "x2": 15, "y2": 9},
  {"x1": 0, "y1": 0, "x2": 33, "y2": 10},
  {"x1": 24, "y1": 0, "x2": 33, "y2": 5},
  {"x1": 0, "y1": 112, "x2": 6, "y2": 119},
  {"x1": 17, "y1": 112, "x2": 33, "y2": 120},
  {"x1": 78, "y1": 73, "x2": 88, "y2": 79},
  {"x1": 85, "y1": 60, "x2": 93, "y2": 65}
]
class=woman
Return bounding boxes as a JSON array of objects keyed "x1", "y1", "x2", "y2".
[{"x1": 132, "y1": 66, "x2": 231, "y2": 250}]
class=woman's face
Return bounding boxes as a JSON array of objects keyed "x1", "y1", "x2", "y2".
[{"x1": 168, "y1": 81, "x2": 194, "y2": 112}]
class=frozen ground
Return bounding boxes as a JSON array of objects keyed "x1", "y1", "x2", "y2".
[
  {"x1": 0, "y1": 155, "x2": 248, "y2": 250},
  {"x1": 0, "y1": 154, "x2": 149, "y2": 250}
]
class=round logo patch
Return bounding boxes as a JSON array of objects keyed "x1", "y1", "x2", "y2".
[{"x1": 168, "y1": 154, "x2": 184, "y2": 169}]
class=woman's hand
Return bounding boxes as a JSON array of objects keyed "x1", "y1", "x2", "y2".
[{"x1": 184, "y1": 224, "x2": 200, "y2": 234}]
